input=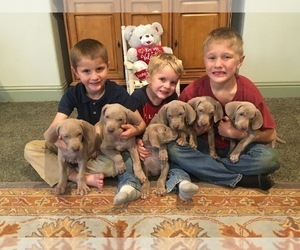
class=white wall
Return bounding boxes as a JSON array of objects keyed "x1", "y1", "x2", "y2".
[
  {"x1": 0, "y1": 1, "x2": 299, "y2": 101},
  {"x1": 0, "y1": 13, "x2": 69, "y2": 102},
  {"x1": 239, "y1": 12, "x2": 300, "y2": 97},
  {"x1": 238, "y1": 0, "x2": 300, "y2": 97}
]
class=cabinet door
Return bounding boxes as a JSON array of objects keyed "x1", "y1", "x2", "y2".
[
  {"x1": 173, "y1": 0, "x2": 232, "y2": 83},
  {"x1": 122, "y1": 0, "x2": 171, "y2": 48},
  {"x1": 64, "y1": 0, "x2": 124, "y2": 84}
]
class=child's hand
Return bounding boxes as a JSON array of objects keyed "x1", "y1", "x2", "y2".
[
  {"x1": 218, "y1": 116, "x2": 246, "y2": 140},
  {"x1": 120, "y1": 124, "x2": 139, "y2": 138},
  {"x1": 136, "y1": 138, "x2": 151, "y2": 161}
]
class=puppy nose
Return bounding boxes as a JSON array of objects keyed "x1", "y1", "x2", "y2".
[
  {"x1": 72, "y1": 145, "x2": 80, "y2": 151},
  {"x1": 107, "y1": 127, "x2": 115, "y2": 133}
]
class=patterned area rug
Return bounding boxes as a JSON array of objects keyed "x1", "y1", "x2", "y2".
[{"x1": 0, "y1": 182, "x2": 300, "y2": 249}]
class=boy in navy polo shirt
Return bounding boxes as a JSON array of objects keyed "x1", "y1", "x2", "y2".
[{"x1": 25, "y1": 39, "x2": 146, "y2": 205}]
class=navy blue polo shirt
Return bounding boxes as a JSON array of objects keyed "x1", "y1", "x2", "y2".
[{"x1": 58, "y1": 80, "x2": 137, "y2": 125}]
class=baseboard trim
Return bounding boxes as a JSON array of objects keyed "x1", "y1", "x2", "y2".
[
  {"x1": 256, "y1": 83, "x2": 300, "y2": 98},
  {"x1": 0, "y1": 82, "x2": 68, "y2": 102},
  {"x1": 0, "y1": 82, "x2": 299, "y2": 102}
]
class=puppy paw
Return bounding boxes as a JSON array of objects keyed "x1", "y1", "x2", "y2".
[
  {"x1": 141, "y1": 182, "x2": 150, "y2": 199},
  {"x1": 76, "y1": 182, "x2": 90, "y2": 195},
  {"x1": 116, "y1": 164, "x2": 126, "y2": 174},
  {"x1": 189, "y1": 141, "x2": 197, "y2": 149},
  {"x1": 155, "y1": 185, "x2": 166, "y2": 197},
  {"x1": 176, "y1": 138, "x2": 187, "y2": 146},
  {"x1": 210, "y1": 151, "x2": 219, "y2": 159},
  {"x1": 55, "y1": 183, "x2": 67, "y2": 195},
  {"x1": 230, "y1": 153, "x2": 240, "y2": 163},
  {"x1": 135, "y1": 169, "x2": 147, "y2": 183},
  {"x1": 159, "y1": 149, "x2": 168, "y2": 163}
]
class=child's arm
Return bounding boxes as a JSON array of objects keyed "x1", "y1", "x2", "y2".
[{"x1": 136, "y1": 138, "x2": 151, "y2": 161}]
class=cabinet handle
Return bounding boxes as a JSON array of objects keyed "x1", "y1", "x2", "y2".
[
  {"x1": 117, "y1": 41, "x2": 121, "y2": 48},
  {"x1": 174, "y1": 40, "x2": 178, "y2": 48}
]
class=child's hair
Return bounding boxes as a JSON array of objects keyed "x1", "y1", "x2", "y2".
[
  {"x1": 203, "y1": 27, "x2": 244, "y2": 56},
  {"x1": 147, "y1": 53, "x2": 184, "y2": 76},
  {"x1": 70, "y1": 39, "x2": 109, "y2": 68}
]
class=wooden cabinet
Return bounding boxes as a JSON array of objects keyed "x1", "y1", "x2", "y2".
[
  {"x1": 63, "y1": 0, "x2": 124, "y2": 84},
  {"x1": 172, "y1": 0, "x2": 232, "y2": 83},
  {"x1": 63, "y1": 0, "x2": 231, "y2": 85}
]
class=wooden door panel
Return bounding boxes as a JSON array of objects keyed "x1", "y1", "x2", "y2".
[
  {"x1": 173, "y1": 13, "x2": 219, "y2": 77},
  {"x1": 65, "y1": 13, "x2": 123, "y2": 81}
]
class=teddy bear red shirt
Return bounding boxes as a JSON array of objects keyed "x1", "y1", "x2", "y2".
[{"x1": 136, "y1": 45, "x2": 164, "y2": 64}]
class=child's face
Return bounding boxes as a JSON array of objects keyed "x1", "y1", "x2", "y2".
[
  {"x1": 204, "y1": 41, "x2": 244, "y2": 85},
  {"x1": 146, "y1": 65, "x2": 179, "y2": 100},
  {"x1": 72, "y1": 57, "x2": 108, "y2": 95}
]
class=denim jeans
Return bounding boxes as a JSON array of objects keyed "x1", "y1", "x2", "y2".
[
  {"x1": 117, "y1": 151, "x2": 191, "y2": 193},
  {"x1": 167, "y1": 137, "x2": 280, "y2": 188},
  {"x1": 117, "y1": 151, "x2": 142, "y2": 192}
]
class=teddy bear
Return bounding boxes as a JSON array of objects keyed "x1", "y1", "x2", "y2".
[{"x1": 124, "y1": 22, "x2": 173, "y2": 83}]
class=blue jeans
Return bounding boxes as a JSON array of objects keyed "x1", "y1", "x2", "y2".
[
  {"x1": 167, "y1": 137, "x2": 280, "y2": 188},
  {"x1": 117, "y1": 151, "x2": 191, "y2": 193}
]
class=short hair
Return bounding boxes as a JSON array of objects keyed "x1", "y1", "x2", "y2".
[
  {"x1": 70, "y1": 39, "x2": 109, "y2": 68},
  {"x1": 203, "y1": 27, "x2": 244, "y2": 56},
  {"x1": 147, "y1": 53, "x2": 184, "y2": 76}
]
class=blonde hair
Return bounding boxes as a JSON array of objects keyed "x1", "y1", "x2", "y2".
[
  {"x1": 147, "y1": 53, "x2": 184, "y2": 76},
  {"x1": 203, "y1": 27, "x2": 244, "y2": 56},
  {"x1": 70, "y1": 39, "x2": 109, "y2": 68}
]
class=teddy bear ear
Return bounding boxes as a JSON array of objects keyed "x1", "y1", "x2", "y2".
[
  {"x1": 124, "y1": 26, "x2": 136, "y2": 41},
  {"x1": 151, "y1": 22, "x2": 163, "y2": 35}
]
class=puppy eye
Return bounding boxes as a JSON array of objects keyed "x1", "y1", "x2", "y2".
[{"x1": 77, "y1": 132, "x2": 82, "y2": 137}]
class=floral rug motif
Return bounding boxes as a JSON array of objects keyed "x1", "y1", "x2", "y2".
[{"x1": 0, "y1": 182, "x2": 300, "y2": 249}]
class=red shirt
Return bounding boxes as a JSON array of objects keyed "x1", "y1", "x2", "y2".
[{"x1": 179, "y1": 74, "x2": 276, "y2": 148}]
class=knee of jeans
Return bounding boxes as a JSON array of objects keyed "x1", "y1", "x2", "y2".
[
  {"x1": 167, "y1": 142, "x2": 178, "y2": 157},
  {"x1": 262, "y1": 148, "x2": 281, "y2": 172}
]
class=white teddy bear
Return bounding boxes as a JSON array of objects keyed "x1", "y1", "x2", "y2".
[{"x1": 124, "y1": 22, "x2": 173, "y2": 82}]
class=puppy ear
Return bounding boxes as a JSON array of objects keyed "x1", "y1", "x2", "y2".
[
  {"x1": 143, "y1": 130, "x2": 161, "y2": 148},
  {"x1": 187, "y1": 97, "x2": 200, "y2": 110},
  {"x1": 79, "y1": 120, "x2": 96, "y2": 154},
  {"x1": 126, "y1": 108, "x2": 141, "y2": 126},
  {"x1": 79, "y1": 120, "x2": 95, "y2": 143},
  {"x1": 225, "y1": 102, "x2": 242, "y2": 121},
  {"x1": 150, "y1": 105, "x2": 168, "y2": 125},
  {"x1": 213, "y1": 100, "x2": 224, "y2": 123},
  {"x1": 251, "y1": 109, "x2": 263, "y2": 130},
  {"x1": 184, "y1": 102, "x2": 196, "y2": 125},
  {"x1": 99, "y1": 104, "x2": 109, "y2": 124}
]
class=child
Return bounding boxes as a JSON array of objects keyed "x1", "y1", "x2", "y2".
[
  {"x1": 132, "y1": 53, "x2": 199, "y2": 201},
  {"x1": 167, "y1": 27, "x2": 280, "y2": 191},
  {"x1": 24, "y1": 38, "x2": 146, "y2": 205}
]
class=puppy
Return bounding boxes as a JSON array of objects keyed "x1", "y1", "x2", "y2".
[
  {"x1": 151, "y1": 100, "x2": 197, "y2": 148},
  {"x1": 96, "y1": 103, "x2": 146, "y2": 183},
  {"x1": 188, "y1": 96, "x2": 224, "y2": 158},
  {"x1": 141, "y1": 123, "x2": 178, "y2": 199},
  {"x1": 225, "y1": 101, "x2": 263, "y2": 163},
  {"x1": 46, "y1": 118, "x2": 99, "y2": 195}
]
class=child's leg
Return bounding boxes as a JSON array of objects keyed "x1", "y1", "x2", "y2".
[
  {"x1": 166, "y1": 168, "x2": 199, "y2": 201},
  {"x1": 24, "y1": 140, "x2": 60, "y2": 187},
  {"x1": 68, "y1": 154, "x2": 115, "y2": 191},
  {"x1": 68, "y1": 171, "x2": 104, "y2": 191},
  {"x1": 114, "y1": 151, "x2": 141, "y2": 205}
]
